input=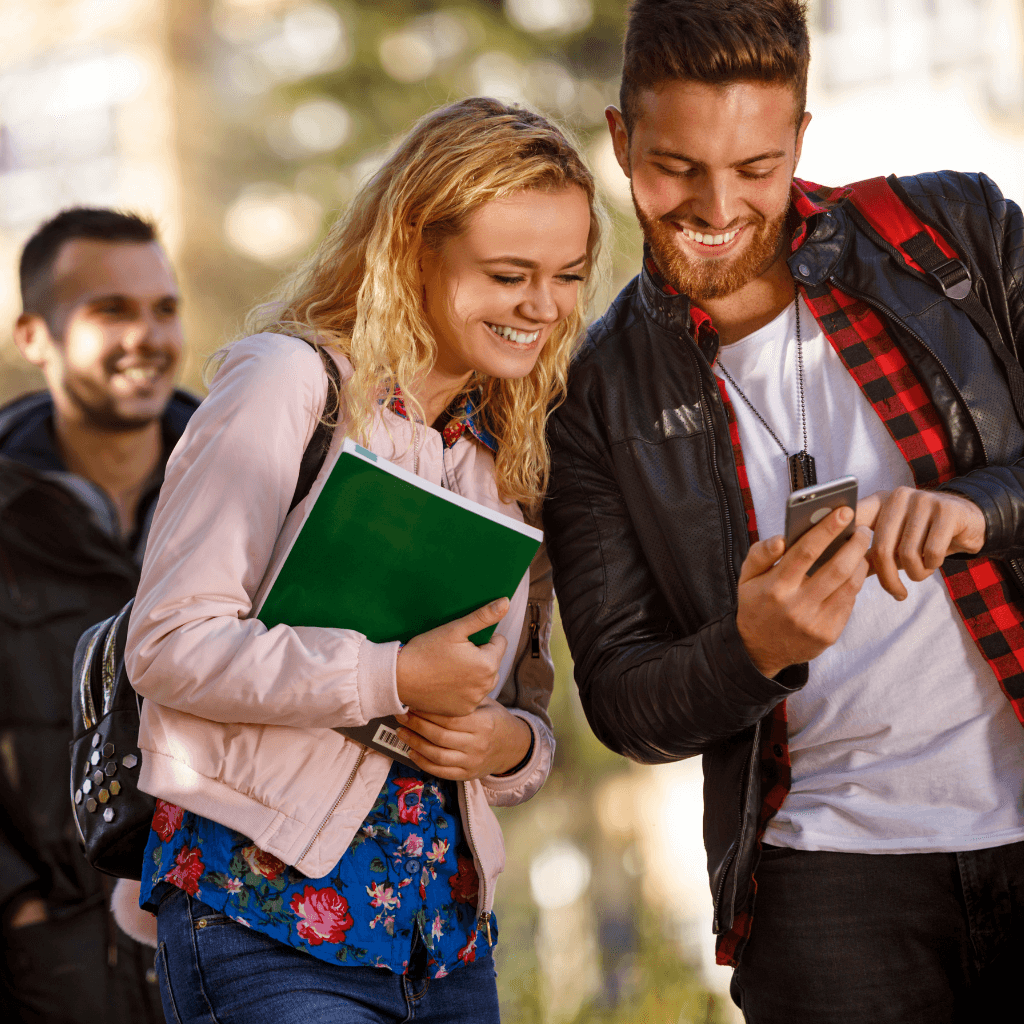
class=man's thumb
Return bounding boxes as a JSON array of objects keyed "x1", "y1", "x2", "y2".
[
  {"x1": 459, "y1": 597, "x2": 509, "y2": 635},
  {"x1": 739, "y1": 535, "x2": 785, "y2": 584}
]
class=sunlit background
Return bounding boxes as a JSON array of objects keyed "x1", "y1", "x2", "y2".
[{"x1": 2, "y1": 1, "x2": 1022, "y2": 1021}]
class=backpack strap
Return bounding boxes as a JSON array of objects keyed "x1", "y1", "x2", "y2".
[
  {"x1": 843, "y1": 174, "x2": 1024, "y2": 427},
  {"x1": 289, "y1": 345, "x2": 342, "y2": 512}
]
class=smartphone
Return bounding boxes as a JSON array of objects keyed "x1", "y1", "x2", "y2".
[{"x1": 784, "y1": 476, "x2": 858, "y2": 576}]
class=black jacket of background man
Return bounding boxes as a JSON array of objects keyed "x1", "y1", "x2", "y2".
[
  {"x1": 0, "y1": 388, "x2": 197, "y2": 1021},
  {"x1": 543, "y1": 171, "x2": 1024, "y2": 940}
]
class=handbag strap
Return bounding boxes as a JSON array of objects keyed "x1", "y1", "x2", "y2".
[{"x1": 288, "y1": 345, "x2": 342, "y2": 512}]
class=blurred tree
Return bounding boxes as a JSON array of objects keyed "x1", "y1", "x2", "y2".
[{"x1": 171, "y1": 0, "x2": 643, "y2": 390}]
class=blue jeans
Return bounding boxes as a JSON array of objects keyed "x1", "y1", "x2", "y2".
[
  {"x1": 154, "y1": 889, "x2": 500, "y2": 1023},
  {"x1": 731, "y1": 840, "x2": 1024, "y2": 1023}
]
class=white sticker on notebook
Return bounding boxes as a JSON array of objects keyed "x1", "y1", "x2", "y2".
[{"x1": 373, "y1": 723, "x2": 413, "y2": 757}]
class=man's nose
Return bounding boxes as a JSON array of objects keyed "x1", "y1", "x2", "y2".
[
  {"x1": 691, "y1": 173, "x2": 741, "y2": 230},
  {"x1": 121, "y1": 314, "x2": 165, "y2": 351}
]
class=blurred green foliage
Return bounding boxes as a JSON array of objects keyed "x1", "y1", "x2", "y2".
[
  {"x1": 171, "y1": 0, "x2": 643, "y2": 382},
  {"x1": 493, "y1": 614, "x2": 726, "y2": 1023}
]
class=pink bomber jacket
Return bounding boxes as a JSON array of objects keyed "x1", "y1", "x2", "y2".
[{"x1": 121, "y1": 333, "x2": 556, "y2": 942}]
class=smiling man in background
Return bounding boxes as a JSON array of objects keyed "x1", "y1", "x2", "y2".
[
  {"x1": 0, "y1": 208, "x2": 197, "y2": 1022},
  {"x1": 544, "y1": 1, "x2": 1024, "y2": 1021}
]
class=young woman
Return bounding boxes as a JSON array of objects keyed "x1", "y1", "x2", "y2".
[{"x1": 120, "y1": 97, "x2": 602, "y2": 1022}]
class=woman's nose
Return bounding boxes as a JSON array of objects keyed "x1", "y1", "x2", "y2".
[{"x1": 519, "y1": 285, "x2": 559, "y2": 324}]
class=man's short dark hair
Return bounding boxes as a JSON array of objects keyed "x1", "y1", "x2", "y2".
[
  {"x1": 19, "y1": 207, "x2": 158, "y2": 325},
  {"x1": 620, "y1": 0, "x2": 810, "y2": 132}
]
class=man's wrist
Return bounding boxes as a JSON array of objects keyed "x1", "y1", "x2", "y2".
[{"x1": 5, "y1": 891, "x2": 47, "y2": 930}]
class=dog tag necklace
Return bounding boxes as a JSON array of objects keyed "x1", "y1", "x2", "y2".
[{"x1": 715, "y1": 286, "x2": 817, "y2": 491}]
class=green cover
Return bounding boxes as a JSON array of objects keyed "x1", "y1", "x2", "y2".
[{"x1": 257, "y1": 439, "x2": 541, "y2": 646}]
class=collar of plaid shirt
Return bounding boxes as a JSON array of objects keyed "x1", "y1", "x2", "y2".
[{"x1": 647, "y1": 178, "x2": 1024, "y2": 966}]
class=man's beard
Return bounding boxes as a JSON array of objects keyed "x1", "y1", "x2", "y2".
[
  {"x1": 62, "y1": 370, "x2": 167, "y2": 432},
  {"x1": 633, "y1": 187, "x2": 789, "y2": 302}
]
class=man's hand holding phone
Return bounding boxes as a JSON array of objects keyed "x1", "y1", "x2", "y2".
[{"x1": 736, "y1": 504, "x2": 872, "y2": 679}]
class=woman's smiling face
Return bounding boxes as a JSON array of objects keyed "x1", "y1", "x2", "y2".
[{"x1": 419, "y1": 186, "x2": 591, "y2": 384}]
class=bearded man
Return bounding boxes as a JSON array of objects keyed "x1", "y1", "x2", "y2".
[
  {"x1": 0, "y1": 208, "x2": 197, "y2": 1022},
  {"x1": 543, "y1": 2, "x2": 1024, "y2": 1021}
]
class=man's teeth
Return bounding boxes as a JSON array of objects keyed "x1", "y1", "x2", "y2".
[
  {"x1": 681, "y1": 226, "x2": 740, "y2": 246},
  {"x1": 487, "y1": 323, "x2": 540, "y2": 345},
  {"x1": 120, "y1": 367, "x2": 160, "y2": 383}
]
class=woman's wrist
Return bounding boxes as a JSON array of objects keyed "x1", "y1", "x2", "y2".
[{"x1": 491, "y1": 714, "x2": 534, "y2": 777}]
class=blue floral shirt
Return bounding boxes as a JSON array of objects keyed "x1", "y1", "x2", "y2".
[{"x1": 141, "y1": 762, "x2": 495, "y2": 977}]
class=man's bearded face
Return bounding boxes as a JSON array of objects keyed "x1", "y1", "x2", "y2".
[
  {"x1": 610, "y1": 79, "x2": 809, "y2": 303},
  {"x1": 633, "y1": 187, "x2": 789, "y2": 301}
]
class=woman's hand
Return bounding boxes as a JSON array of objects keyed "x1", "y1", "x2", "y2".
[
  {"x1": 395, "y1": 698, "x2": 533, "y2": 780},
  {"x1": 396, "y1": 599, "x2": 509, "y2": 716}
]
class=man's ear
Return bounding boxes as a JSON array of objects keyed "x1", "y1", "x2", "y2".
[
  {"x1": 793, "y1": 110, "x2": 812, "y2": 172},
  {"x1": 12, "y1": 314, "x2": 55, "y2": 369},
  {"x1": 605, "y1": 105, "x2": 631, "y2": 179}
]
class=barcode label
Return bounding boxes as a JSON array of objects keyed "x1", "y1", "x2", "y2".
[{"x1": 373, "y1": 723, "x2": 413, "y2": 757}]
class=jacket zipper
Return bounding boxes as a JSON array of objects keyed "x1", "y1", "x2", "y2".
[
  {"x1": 828, "y1": 276, "x2": 990, "y2": 466},
  {"x1": 1008, "y1": 558, "x2": 1024, "y2": 595},
  {"x1": 297, "y1": 747, "x2": 367, "y2": 863},
  {"x1": 461, "y1": 779, "x2": 493, "y2": 946},
  {"x1": 509, "y1": 600, "x2": 541, "y2": 700},
  {"x1": 698, "y1": 374, "x2": 738, "y2": 589},
  {"x1": 697, "y1": 354, "x2": 745, "y2": 929}
]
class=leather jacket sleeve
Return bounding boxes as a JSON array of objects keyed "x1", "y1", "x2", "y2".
[
  {"x1": 911, "y1": 173, "x2": 1024, "y2": 557},
  {"x1": 544, "y1": 412, "x2": 806, "y2": 765}
]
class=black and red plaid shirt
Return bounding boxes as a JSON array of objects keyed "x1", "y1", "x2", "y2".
[{"x1": 649, "y1": 179, "x2": 1024, "y2": 966}]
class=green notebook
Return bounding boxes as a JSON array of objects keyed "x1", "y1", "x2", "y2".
[{"x1": 255, "y1": 438, "x2": 542, "y2": 767}]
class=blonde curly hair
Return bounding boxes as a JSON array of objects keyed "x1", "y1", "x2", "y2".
[{"x1": 245, "y1": 96, "x2": 605, "y2": 513}]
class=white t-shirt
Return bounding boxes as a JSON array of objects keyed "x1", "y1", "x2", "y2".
[{"x1": 714, "y1": 297, "x2": 1024, "y2": 853}]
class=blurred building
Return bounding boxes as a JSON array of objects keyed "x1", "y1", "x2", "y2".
[{"x1": 0, "y1": 0, "x2": 182, "y2": 398}]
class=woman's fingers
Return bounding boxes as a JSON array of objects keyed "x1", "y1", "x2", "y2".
[
  {"x1": 397, "y1": 713, "x2": 465, "y2": 750},
  {"x1": 400, "y1": 727, "x2": 467, "y2": 767}
]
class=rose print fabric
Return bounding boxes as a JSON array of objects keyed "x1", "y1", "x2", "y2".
[{"x1": 140, "y1": 762, "x2": 495, "y2": 976}]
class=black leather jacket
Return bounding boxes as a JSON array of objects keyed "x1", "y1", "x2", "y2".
[
  {"x1": 543, "y1": 171, "x2": 1024, "y2": 941},
  {"x1": 0, "y1": 390, "x2": 197, "y2": 917}
]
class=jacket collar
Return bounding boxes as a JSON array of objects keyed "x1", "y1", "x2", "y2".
[{"x1": 0, "y1": 389, "x2": 200, "y2": 548}]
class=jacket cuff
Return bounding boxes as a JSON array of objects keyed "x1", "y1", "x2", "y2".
[
  {"x1": 716, "y1": 611, "x2": 808, "y2": 701},
  {"x1": 937, "y1": 478, "x2": 1011, "y2": 557},
  {"x1": 354, "y1": 639, "x2": 407, "y2": 723}
]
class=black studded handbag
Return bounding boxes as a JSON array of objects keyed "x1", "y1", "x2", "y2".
[
  {"x1": 70, "y1": 600, "x2": 151, "y2": 879},
  {"x1": 69, "y1": 344, "x2": 341, "y2": 878}
]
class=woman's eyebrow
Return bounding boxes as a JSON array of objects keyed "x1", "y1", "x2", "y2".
[{"x1": 481, "y1": 254, "x2": 587, "y2": 270}]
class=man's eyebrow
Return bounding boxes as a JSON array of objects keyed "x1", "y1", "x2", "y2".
[
  {"x1": 81, "y1": 292, "x2": 178, "y2": 305},
  {"x1": 481, "y1": 254, "x2": 588, "y2": 270},
  {"x1": 649, "y1": 149, "x2": 787, "y2": 168}
]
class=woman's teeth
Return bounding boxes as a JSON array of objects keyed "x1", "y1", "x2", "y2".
[
  {"x1": 487, "y1": 323, "x2": 540, "y2": 345},
  {"x1": 681, "y1": 226, "x2": 741, "y2": 246}
]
